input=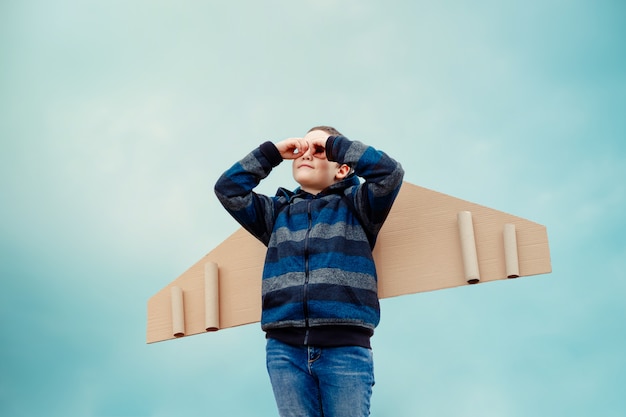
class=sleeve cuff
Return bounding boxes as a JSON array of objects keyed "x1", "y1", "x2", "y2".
[
  {"x1": 325, "y1": 136, "x2": 338, "y2": 162},
  {"x1": 259, "y1": 141, "x2": 283, "y2": 167}
]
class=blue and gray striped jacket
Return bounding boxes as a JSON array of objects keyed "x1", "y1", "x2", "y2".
[{"x1": 214, "y1": 136, "x2": 404, "y2": 335}]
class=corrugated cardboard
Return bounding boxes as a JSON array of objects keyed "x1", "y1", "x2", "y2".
[{"x1": 146, "y1": 182, "x2": 551, "y2": 343}]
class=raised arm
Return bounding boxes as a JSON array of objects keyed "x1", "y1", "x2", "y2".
[
  {"x1": 214, "y1": 141, "x2": 286, "y2": 245},
  {"x1": 325, "y1": 135, "x2": 405, "y2": 244}
]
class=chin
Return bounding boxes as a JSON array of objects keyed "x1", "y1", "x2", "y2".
[{"x1": 294, "y1": 173, "x2": 315, "y2": 185}]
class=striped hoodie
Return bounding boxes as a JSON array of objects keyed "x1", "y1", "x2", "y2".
[{"x1": 214, "y1": 135, "x2": 404, "y2": 346}]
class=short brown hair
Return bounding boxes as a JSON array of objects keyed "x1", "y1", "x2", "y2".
[{"x1": 307, "y1": 125, "x2": 343, "y2": 137}]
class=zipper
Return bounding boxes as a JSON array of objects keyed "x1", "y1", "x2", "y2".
[{"x1": 303, "y1": 199, "x2": 312, "y2": 344}]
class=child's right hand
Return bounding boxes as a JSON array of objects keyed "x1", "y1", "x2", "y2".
[{"x1": 275, "y1": 138, "x2": 309, "y2": 160}]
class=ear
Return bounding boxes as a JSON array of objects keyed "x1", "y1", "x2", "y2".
[{"x1": 335, "y1": 164, "x2": 351, "y2": 180}]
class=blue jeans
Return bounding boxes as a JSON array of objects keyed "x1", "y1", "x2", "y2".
[{"x1": 266, "y1": 338, "x2": 375, "y2": 417}]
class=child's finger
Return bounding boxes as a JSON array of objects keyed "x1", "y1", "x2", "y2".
[
  {"x1": 295, "y1": 139, "x2": 309, "y2": 155},
  {"x1": 310, "y1": 136, "x2": 328, "y2": 148},
  {"x1": 277, "y1": 138, "x2": 303, "y2": 159}
]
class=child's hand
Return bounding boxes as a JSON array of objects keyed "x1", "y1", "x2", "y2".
[
  {"x1": 275, "y1": 138, "x2": 309, "y2": 160},
  {"x1": 308, "y1": 137, "x2": 329, "y2": 157}
]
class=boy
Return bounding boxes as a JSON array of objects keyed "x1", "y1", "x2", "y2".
[{"x1": 214, "y1": 126, "x2": 404, "y2": 416}]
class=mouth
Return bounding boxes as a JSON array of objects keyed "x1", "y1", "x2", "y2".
[{"x1": 298, "y1": 164, "x2": 314, "y2": 169}]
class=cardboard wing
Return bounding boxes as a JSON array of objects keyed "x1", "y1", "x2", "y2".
[{"x1": 146, "y1": 182, "x2": 551, "y2": 343}]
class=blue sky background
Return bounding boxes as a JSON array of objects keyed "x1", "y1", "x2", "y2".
[{"x1": 1, "y1": 1, "x2": 625, "y2": 416}]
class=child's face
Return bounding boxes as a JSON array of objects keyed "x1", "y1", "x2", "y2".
[{"x1": 292, "y1": 130, "x2": 347, "y2": 194}]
